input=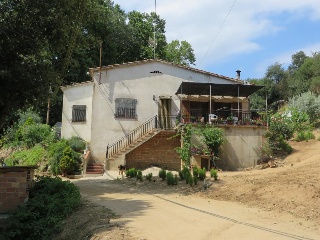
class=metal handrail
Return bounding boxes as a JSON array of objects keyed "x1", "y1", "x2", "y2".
[{"x1": 106, "y1": 115, "x2": 159, "y2": 159}]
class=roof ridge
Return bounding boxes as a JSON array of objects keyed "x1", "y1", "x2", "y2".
[{"x1": 89, "y1": 59, "x2": 241, "y2": 83}]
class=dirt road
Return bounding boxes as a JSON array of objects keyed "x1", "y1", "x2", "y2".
[
  {"x1": 74, "y1": 176, "x2": 319, "y2": 240},
  {"x1": 64, "y1": 137, "x2": 320, "y2": 240}
]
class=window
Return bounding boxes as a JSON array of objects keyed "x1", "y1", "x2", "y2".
[
  {"x1": 72, "y1": 105, "x2": 86, "y2": 122},
  {"x1": 115, "y1": 98, "x2": 137, "y2": 119}
]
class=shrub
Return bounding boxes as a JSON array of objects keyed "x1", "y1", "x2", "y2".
[
  {"x1": 192, "y1": 167, "x2": 199, "y2": 179},
  {"x1": 1, "y1": 176, "x2": 81, "y2": 240},
  {"x1": 159, "y1": 169, "x2": 166, "y2": 181},
  {"x1": 188, "y1": 174, "x2": 193, "y2": 186},
  {"x1": 295, "y1": 130, "x2": 315, "y2": 142},
  {"x1": 166, "y1": 171, "x2": 175, "y2": 185},
  {"x1": 145, "y1": 173, "x2": 153, "y2": 181},
  {"x1": 279, "y1": 139, "x2": 293, "y2": 154},
  {"x1": 126, "y1": 168, "x2": 137, "y2": 178},
  {"x1": 185, "y1": 170, "x2": 191, "y2": 184},
  {"x1": 5, "y1": 145, "x2": 47, "y2": 166},
  {"x1": 193, "y1": 176, "x2": 198, "y2": 185},
  {"x1": 59, "y1": 146, "x2": 79, "y2": 176},
  {"x1": 181, "y1": 166, "x2": 190, "y2": 181},
  {"x1": 67, "y1": 136, "x2": 86, "y2": 153},
  {"x1": 254, "y1": 140, "x2": 272, "y2": 162},
  {"x1": 178, "y1": 170, "x2": 184, "y2": 180},
  {"x1": 198, "y1": 168, "x2": 206, "y2": 181},
  {"x1": 174, "y1": 174, "x2": 178, "y2": 185},
  {"x1": 48, "y1": 140, "x2": 69, "y2": 175},
  {"x1": 137, "y1": 170, "x2": 143, "y2": 181},
  {"x1": 210, "y1": 169, "x2": 218, "y2": 180},
  {"x1": 202, "y1": 126, "x2": 225, "y2": 156}
]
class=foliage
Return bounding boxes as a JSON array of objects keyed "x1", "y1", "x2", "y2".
[
  {"x1": 193, "y1": 176, "x2": 198, "y2": 185},
  {"x1": 1, "y1": 110, "x2": 55, "y2": 148},
  {"x1": 136, "y1": 170, "x2": 143, "y2": 181},
  {"x1": 210, "y1": 169, "x2": 218, "y2": 180},
  {"x1": 164, "y1": 40, "x2": 196, "y2": 66},
  {"x1": 59, "y1": 146, "x2": 79, "y2": 175},
  {"x1": 192, "y1": 167, "x2": 199, "y2": 179},
  {"x1": 294, "y1": 131, "x2": 315, "y2": 142},
  {"x1": 67, "y1": 136, "x2": 86, "y2": 153},
  {"x1": 201, "y1": 126, "x2": 225, "y2": 156},
  {"x1": 145, "y1": 172, "x2": 153, "y2": 181},
  {"x1": 1, "y1": 176, "x2": 81, "y2": 240},
  {"x1": 190, "y1": 145, "x2": 210, "y2": 155},
  {"x1": 166, "y1": 171, "x2": 175, "y2": 186},
  {"x1": 159, "y1": 169, "x2": 167, "y2": 181},
  {"x1": 269, "y1": 112, "x2": 294, "y2": 140},
  {"x1": 175, "y1": 124, "x2": 192, "y2": 167},
  {"x1": 288, "y1": 92, "x2": 320, "y2": 123},
  {"x1": 126, "y1": 168, "x2": 137, "y2": 178},
  {"x1": 48, "y1": 139, "x2": 69, "y2": 175},
  {"x1": 5, "y1": 145, "x2": 47, "y2": 167},
  {"x1": 198, "y1": 168, "x2": 206, "y2": 181},
  {"x1": 254, "y1": 140, "x2": 273, "y2": 162}
]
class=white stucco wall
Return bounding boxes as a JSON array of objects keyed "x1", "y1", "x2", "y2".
[
  {"x1": 61, "y1": 82, "x2": 94, "y2": 142},
  {"x1": 89, "y1": 62, "x2": 239, "y2": 162}
]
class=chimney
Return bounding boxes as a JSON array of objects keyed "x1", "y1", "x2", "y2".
[{"x1": 236, "y1": 70, "x2": 241, "y2": 80}]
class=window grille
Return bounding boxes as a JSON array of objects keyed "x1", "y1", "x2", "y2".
[
  {"x1": 72, "y1": 105, "x2": 86, "y2": 122},
  {"x1": 115, "y1": 98, "x2": 137, "y2": 119}
]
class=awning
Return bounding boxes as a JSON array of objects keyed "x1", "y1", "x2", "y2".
[{"x1": 175, "y1": 82, "x2": 264, "y2": 97}]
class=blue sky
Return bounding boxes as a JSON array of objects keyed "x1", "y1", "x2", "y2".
[{"x1": 114, "y1": 0, "x2": 320, "y2": 80}]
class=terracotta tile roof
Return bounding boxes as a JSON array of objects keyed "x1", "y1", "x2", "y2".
[
  {"x1": 60, "y1": 80, "x2": 93, "y2": 90},
  {"x1": 89, "y1": 59, "x2": 241, "y2": 83}
]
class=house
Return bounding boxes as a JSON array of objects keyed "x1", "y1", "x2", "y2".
[{"x1": 61, "y1": 59, "x2": 264, "y2": 173}]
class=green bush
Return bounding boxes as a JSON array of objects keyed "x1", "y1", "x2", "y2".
[
  {"x1": 193, "y1": 176, "x2": 198, "y2": 185},
  {"x1": 59, "y1": 146, "x2": 79, "y2": 175},
  {"x1": 178, "y1": 170, "x2": 184, "y2": 180},
  {"x1": 20, "y1": 123, "x2": 56, "y2": 148},
  {"x1": 295, "y1": 130, "x2": 315, "y2": 142},
  {"x1": 159, "y1": 169, "x2": 166, "y2": 181},
  {"x1": 126, "y1": 168, "x2": 137, "y2": 178},
  {"x1": 67, "y1": 136, "x2": 86, "y2": 153},
  {"x1": 188, "y1": 174, "x2": 193, "y2": 186},
  {"x1": 181, "y1": 166, "x2": 190, "y2": 181},
  {"x1": 198, "y1": 168, "x2": 206, "y2": 181},
  {"x1": 166, "y1": 171, "x2": 175, "y2": 185},
  {"x1": 192, "y1": 167, "x2": 199, "y2": 179},
  {"x1": 5, "y1": 145, "x2": 47, "y2": 166},
  {"x1": 137, "y1": 170, "x2": 143, "y2": 181},
  {"x1": 48, "y1": 140, "x2": 69, "y2": 175},
  {"x1": 1, "y1": 176, "x2": 81, "y2": 240},
  {"x1": 210, "y1": 169, "x2": 218, "y2": 180},
  {"x1": 174, "y1": 174, "x2": 178, "y2": 185},
  {"x1": 145, "y1": 173, "x2": 153, "y2": 181}
]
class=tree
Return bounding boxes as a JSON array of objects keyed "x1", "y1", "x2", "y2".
[
  {"x1": 288, "y1": 51, "x2": 308, "y2": 73},
  {"x1": 126, "y1": 11, "x2": 167, "y2": 60},
  {"x1": 164, "y1": 40, "x2": 196, "y2": 66}
]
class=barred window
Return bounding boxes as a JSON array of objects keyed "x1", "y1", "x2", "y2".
[
  {"x1": 115, "y1": 98, "x2": 137, "y2": 119},
  {"x1": 72, "y1": 105, "x2": 86, "y2": 122}
]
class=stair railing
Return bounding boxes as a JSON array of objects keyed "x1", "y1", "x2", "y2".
[{"x1": 106, "y1": 115, "x2": 159, "y2": 159}]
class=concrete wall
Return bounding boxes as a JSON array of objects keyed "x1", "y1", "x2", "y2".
[
  {"x1": 219, "y1": 125, "x2": 267, "y2": 170},
  {"x1": 89, "y1": 62, "x2": 239, "y2": 163},
  {"x1": 61, "y1": 82, "x2": 94, "y2": 142},
  {"x1": 190, "y1": 125, "x2": 267, "y2": 170},
  {"x1": 0, "y1": 166, "x2": 36, "y2": 213}
]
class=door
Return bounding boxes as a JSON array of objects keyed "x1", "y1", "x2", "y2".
[{"x1": 159, "y1": 98, "x2": 171, "y2": 129}]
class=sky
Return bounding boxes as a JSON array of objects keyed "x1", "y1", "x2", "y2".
[{"x1": 114, "y1": 0, "x2": 320, "y2": 80}]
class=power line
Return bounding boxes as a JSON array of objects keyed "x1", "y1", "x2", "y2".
[{"x1": 198, "y1": 0, "x2": 237, "y2": 67}]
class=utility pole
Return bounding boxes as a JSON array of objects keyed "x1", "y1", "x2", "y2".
[
  {"x1": 46, "y1": 86, "x2": 53, "y2": 125},
  {"x1": 99, "y1": 41, "x2": 102, "y2": 84}
]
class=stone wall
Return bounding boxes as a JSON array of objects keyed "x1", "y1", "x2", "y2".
[{"x1": 0, "y1": 166, "x2": 37, "y2": 213}]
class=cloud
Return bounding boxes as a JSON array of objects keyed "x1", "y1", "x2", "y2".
[{"x1": 115, "y1": 0, "x2": 320, "y2": 77}]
